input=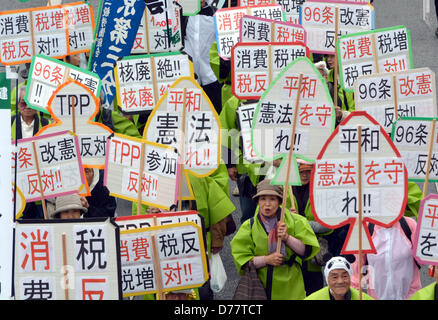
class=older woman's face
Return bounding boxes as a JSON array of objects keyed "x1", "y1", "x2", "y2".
[{"x1": 258, "y1": 195, "x2": 280, "y2": 217}]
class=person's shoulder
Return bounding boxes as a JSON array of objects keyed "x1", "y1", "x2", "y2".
[
  {"x1": 304, "y1": 287, "x2": 329, "y2": 300},
  {"x1": 409, "y1": 282, "x2": 436, "y2": 300},
  {"x1": 350, "y1": 287, "x2": 374, "y2": 300}
]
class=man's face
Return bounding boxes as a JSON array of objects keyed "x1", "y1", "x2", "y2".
[
  {"x1": 18, "y1": 91, "x2": 36, "y2": 118},
  {"x1": 327, "y1": 269, "x2": 351, "y2": 298},
  {"x1": 59, "y1": 209, "x2": 81, "y2": 219},
  {"x1": 299, "y1": 168, "x2": 312, "y2": 185}
]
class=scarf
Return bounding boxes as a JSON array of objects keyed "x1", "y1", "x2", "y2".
[{"x1": 259, "y1": 208, "x2": 286, "y2": 257}]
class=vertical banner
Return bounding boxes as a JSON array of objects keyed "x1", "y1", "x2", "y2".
[
  {"x1": 14, "y1": 218, "x2": 122, "y2": 300},
  {"x1": 310, "y1": 111, "x2": 408, "y2": 253},
  {"x1": 0, "y1": 68, "x2": 11, "y2": 109},
  {"x1": 337, "y1": 25, "x2": 413, "y2": 92},
  {"x1": 89, "y1": 0, "x2": 146, "y2": 108},
  {"x1": 355, "y1": 68, "x2": 436, "y2": 132},
  {"x1": 0, "y1": 87, "x2": 12, "y2": 299}
]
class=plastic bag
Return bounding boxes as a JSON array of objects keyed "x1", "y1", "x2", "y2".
[{"x1": 210, "y1": 253, "x2": 227, "y2": 293}]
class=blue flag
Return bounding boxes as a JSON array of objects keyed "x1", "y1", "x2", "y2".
[{"x1": 89, "y1": 0, "x2": 146, "y2": 108}]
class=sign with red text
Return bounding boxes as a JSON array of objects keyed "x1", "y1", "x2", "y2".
[
  {"x1": 355, "y1": 68, "x2": 436, "y2": 132},
  {"x1": 239, "y1": 0, "x2": 307, "y2": 24},
  {"x1": 310, "y1": 111, "x2": 408, "y2": 254},
  {"x1": 413, "y1": 194, "x2": 438, "y2": 266},
  {"x1": 237, "y1": 103, "x2": 262, "y2": 163},
  {"x1": 115, "y1": 52, "x2": 194, "y2": 113},
  {"x1": 231, "y1": 42, "x2": 309, "y2": 99},
  {"x1": 251, "y1": 57, "x2": 335, "y2": 185},
  {"x1": 131, "y1": 0, "x2": 183, "y2": 54},
  {"x1": 25, "y1": 55, "x2": 101, "y2": 114},
  {"x1": 337, "y1": 25, "x2": 413, "y2": 92},
  {"x1": 12, "y1": 130, "x2": 88, "y2": 203},
  {"x1": 14, "y1": 218, "x2": 121, "y2": 300},
  {"x1": 214, "y1": 4, "x2": 285, "y2": 59},
  {"x1": 35, "y1": 80, "x2": 113, "y2": 168},
  {"x1": 116, "y1": 210, "x2": 202, "y2": 231},
  {"x1": 391, "y1": 118, "x2": 438, "y2": 182},
  {"x1": 300, "y1": 0, "x2": 374, "y2": 54},
  {"x1": 240, "y1": 15, "x2": 306, "y2": 44},
  {"x1": 120, "y1": 222, "x2": 208, "y2": 297},
  {"x1": 0, "y1": 2, "x2": 94, "y2": 65},
  {"x1": 104, "y1": 133, "x2": 179, "y2": 210}
]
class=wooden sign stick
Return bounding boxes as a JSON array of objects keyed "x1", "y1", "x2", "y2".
[
  {"x1": 151, "y1": 234, "x2": 166, "y2": 300},
  {"x1": 392, "y1": 75, "x2": 398, "y2": 125},
  {"x1": 32, "y1": 142, "x2": 48, "y2": 220},
  {"x1": 276, "y1": 73, "x2": 303, "y2": 253},
  {"x1": 137, "y1": 143, "x2": 146, "y2": 215},
  {"x1": 371, "y1": 33, "x2": 380, "y2": 73},
  {"x1": 357, "y1": 125, "x2": 364, "y2": 301},
  {"x1": 144, "y1": 7, "x2": 151, "y2": 55},
  {"x1": 150, "y1": 56, "x2": 159, "y2": 105},
  {"x1": 71, "y1": 95, "x2": 76, "y2": 134},
  {"x1": 423, "y1": 119, "x2": 436, "y2": 198},
  {"x1": 62, "y1": 232, "x2": 69, "y2": 300},
  {"x1": 177, "y1": 88, "x2": 187, "y2": 212},
  {"x1": 333, "y1": 7, "x2": 339, "y2": 109}
]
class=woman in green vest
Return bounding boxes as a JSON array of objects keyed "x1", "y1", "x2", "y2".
[
  {"x1": 305, "y1": 256, "x2": 374, "y2": 300},
  {"x1": 231, "y1": 179, "x2": 320, "y2": 300},
  {"x1": 409, "y1": 266, "x2": 438, "y2": 300}
]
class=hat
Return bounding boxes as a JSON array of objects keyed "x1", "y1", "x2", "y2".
[
  {"x1": 51, "y1": 194, "x2": 87, "y2": 219},
  {"x1": 252, "y1": 179, "x2": 283, "y2": 202},
  {"x1": 324, "y1": 256, "x2": 352, "y2": 283}
]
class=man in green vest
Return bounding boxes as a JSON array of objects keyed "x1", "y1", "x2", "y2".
[
  {"x1": 305, "y1": 256, "x2": 374, "y2": 300},
  {"x1": 409, "y1": 265, "x2": 438, "y2": 300}
]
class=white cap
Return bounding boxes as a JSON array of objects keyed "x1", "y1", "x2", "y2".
[{"x1": 324, "y1": 256, "x2": 352, "y2": 283}]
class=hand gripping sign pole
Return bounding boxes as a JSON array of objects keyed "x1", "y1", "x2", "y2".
[{"x1": 276, "y1": 73, "x2": 303, "y2": 254}]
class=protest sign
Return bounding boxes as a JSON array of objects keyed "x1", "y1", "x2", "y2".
[
  {"x1": 251, "y1": 57, "x2": 335, "y2": 186},
  {"x1": 391, "y1": 118, "x2": 438, "y2": 196},
  {"x1": 132, "y1": 0, "x2": 183, "y2": 55},
  {"x1": 0, "y1": 2, "x2": 94, "y2": 65},
  {"x1": 175, "y1": 0, "x2": 201, "y2": 16},
  {"x1": 143, "y1": 77, "x2": 221, "y2": 202},
  {"x1": 116, "y1": 210, "x2": 202, "y2": 231},
  {"x1": 115, "y1": 52, "x2": 194, "y2": 114},
  {"x1": 299, "y1": 0, "x2": 374, "y2": 54},
  {"x1": 14, "y1": 218, "x2": 122, "y2": 300},
  {"x1": 240, "y1": 15, "x2": 306, "y2": 43},
  {"x1": 12, "y1": 130, "x2": 88, "y2": 217},
  {"x1": 104, "y1": 133, "x2": 179, "y2": 211},
  {"x1": 237, "y1": 102, "x2": 263, "y2": 163},
  {"x1": 35, "y1": 80, "x2": 113, "y2": 168},
  {"x1": 355, "y1": 68, "x2": 436, "y2": 132},
  {"x1": 239, "y1": 0, "x2": 305, "y2": 23},
  {"x1": 412, "y1": 194, "x2": 438, "y2": 266},
  {"x1": 310, "y1": 111, "x2": 408, "y2": 255},
  {"x1": 89, "y1": 0, "x2": 145, "y2": 108},
  {"x1": 231, "y1": 41, "x2": 309, "y2": 100},
  {"x1": 214, "y1": 4, "x2": 285, "y2": 59},
  {"x1": 0, "y1": 68, "x2": 11, "y2": 109},
  {"x1": 25, "y1": 55, "x2": 101, "y2": 115},
  {"x1": 337, "y1": 25, "x2": 413, "y2": 92},
  {"x1": 120, "y1": 221, "x2": 208, "y2": 298}
]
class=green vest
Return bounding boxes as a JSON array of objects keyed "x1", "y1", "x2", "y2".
[
  {"x1": 409, "y1": 282, "x2": 437, "y2": 300},
  {"x1": 305, "y1": 286, "x2": 374, "y2": 300},
  {"x1": 328, "y1": 69, "x2": 355, "y2": 112}
]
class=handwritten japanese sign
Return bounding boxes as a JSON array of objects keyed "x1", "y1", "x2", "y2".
[
  {"x1": 14, "y1": 218, "x2": 122, "y2": 300},
  {"x1": 231, "y1": 42, "x2": 309, "y2": 99},
  {"x1": 104, "y1": 133, "x2": 179, "y2": 210},
  {"x1": 120, "y1": 222, "x2": 208, "y2": 297},
  {"x1": 12, "y1": 130, "x2": 88, "y2": 203},
  {"x1": 391, "y1": 118, "x2": 438, "y2": 182},
  {"x1": 0, "y1": 2, "x2": 94, "y2": 66},
  {"x1": 132, "y1": 0, "x2": 183, "y2": 54},
  {"x1": 237, "y1": 102, "x2": 262, "y2": 163},
  {"x1": 115, "y1": 52, "x2": 194, "y2": 114},
  {"x1": 300, "y1": 0, "x2": 374, "y2": 54},
  {"x1": 413, "y1": 194, "x2": 438, "y2": 266},
  {"x1": 251, "y1": 57, "x2": 335, "y2": 185},
  {"x1": 240, "y1": 15, "x2": 306, "y2": 44},
  {"x1": 337, "y1": 25, "x2": 413, "y2": 92},
  {"x1": 25, "y1": 55, "x2": 101, "y2": 115},
  {"x1": 355, "y1": 68, "x2": 436, "y2": 132},
  {"x1": 116, "y1": 210, "x2": 203, "y2": 231},
  {"x1": 214, "y1": 4, "x2": 285, "y2": 59},
  {"x1": 35, "y1": 80, "x2": 113, "y2": 169},
  {"x1": 89, "y1": 0, "x2": 145, "y2": 108},
  {"x1": 310, "y1": 111, "x2": 408, "y2": 254}
]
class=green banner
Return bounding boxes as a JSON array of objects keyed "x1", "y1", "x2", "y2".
[{"x1": 0, "y1": 71, "x2": 11, "y2": 110}]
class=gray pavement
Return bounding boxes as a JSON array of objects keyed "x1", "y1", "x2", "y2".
[{"x1": 4, "y1": 0, "x2": 438, "y2": 300}]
